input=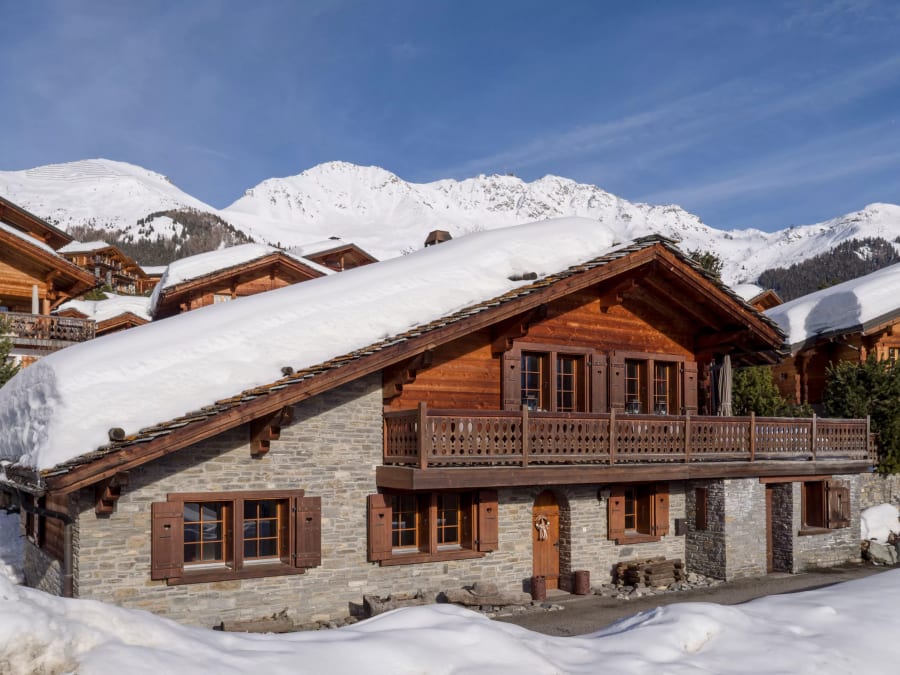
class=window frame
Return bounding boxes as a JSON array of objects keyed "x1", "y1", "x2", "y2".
[
  {"x1": 511, "y1": 343, "x2": 592, "y2": 413},
  {"x1": 608, "y1": 483, "x2": 670, "y2": 545},
  {"x1": 612, "y1": 351, "x2": 688, "y2": 415},
  {"x1": 368, "y1": 490, "x2": 496, "y2": 566},
  {"x1": 800, "y1": 479, "x2": 850, "y2": 535},
  {"x1": 152, "y1": 489, "x2": 320, "y2": 584}
]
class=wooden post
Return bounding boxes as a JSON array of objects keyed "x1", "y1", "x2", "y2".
[
  {"x1": 521, "y1": 404, "x2": 530, "y2": 468},
  {"x1": 417, "y1": 401, "x2": 428, "y2": 470},
  {"x1": 749, "y1": 411, "x2": 756, "y2": 461},
  {"x1": 684, "y1": 411, "x2": 691, "y2": 463},
  {"x1": 810, "y1": 413, "x2": 817, "y2": 461},
  {"x1": 609, "y1": 408, "x2": 617, "y2": 466}
]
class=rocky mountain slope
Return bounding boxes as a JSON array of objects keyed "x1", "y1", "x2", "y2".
[{"x1": 2, "y1": 159, "x2": 899, "y2": 286}]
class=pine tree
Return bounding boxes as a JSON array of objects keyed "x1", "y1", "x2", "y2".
[
  {"x1": 0, "y1": 321, "x2": 20, "y2": 387},
  {"x1": 824, "y1": 357, "x2": 900, "y2": 473},
  {"x1": 732, "y1": 366, "x2": 788, "y2": 416},
  {"x1": 688, "y1": 249, "x2": 724, "y2": 280}
]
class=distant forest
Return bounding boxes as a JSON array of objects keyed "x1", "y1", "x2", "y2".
[
  {"x1": 757, "y1": 237, "x2": 900, "y2": 301},
  {"x1": 68, "y1": 208, "x2": 254, "y2": 266}
]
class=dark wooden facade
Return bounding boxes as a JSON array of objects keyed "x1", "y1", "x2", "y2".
[
  {"x1": 60, "y1": 244, "x2": 148, "y2": 296},
  {"x1": 302, "y1": 241, "x2": 377, "y2": 272}
]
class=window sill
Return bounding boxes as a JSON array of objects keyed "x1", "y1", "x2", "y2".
[
  {"x1": 613, "y1": 534, "x2": 661, "y2": 545},
  {"x1": 798, "y1": 527, "x2": 832, "y2": 537},
  {"x1": 167, "y1": 562, "x2": 307, "y2": 585},
  {"x1": 378, "y1": 548, "x2": 485, "y2": 567}
]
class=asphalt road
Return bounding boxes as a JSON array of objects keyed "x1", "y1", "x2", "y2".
[{"x1": 496, "y1": 563, "x2": 892, "y2": 636}]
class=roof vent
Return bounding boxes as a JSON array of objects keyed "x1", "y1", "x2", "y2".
[
  {"x1": 281, "y1": 366, "x2": 295, "y2": 376},
  {"x1": 108, "y1": 427, "x2": 126, "y2": 442},
  {"x1": 508, "y1": 272, "x2": 538, "y2": 282},
  {"x1": 424, "y1": 230, "x2": 452, "y2": 247}
]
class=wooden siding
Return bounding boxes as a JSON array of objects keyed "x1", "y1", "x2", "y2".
[{"x1": 44, "y1": 492, "x2": 69, "y2": 562}]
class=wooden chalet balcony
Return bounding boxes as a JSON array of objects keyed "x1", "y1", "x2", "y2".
[
  {"x1": 2, "y1": 311, "x2": 95, "y2": 348},
  {"x1": 384, "y1": 404, "x2": 875, "y2": 471}
]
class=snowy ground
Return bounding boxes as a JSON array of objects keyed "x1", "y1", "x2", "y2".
[{"x1": 0, "y1": 509, "x2": 898, "y2": 674}]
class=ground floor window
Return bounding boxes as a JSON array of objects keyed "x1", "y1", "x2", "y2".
[
  {"x1": 368, "y1": 490, "x2": 498, "y2": 565},
  {"x1": 801, "y1": 480, "x2": 850, "y2": 532},
  {"x1": 152, "y1": 489, "x2": 320, "y2": 583},
  {"x1": 608, "y1": 483, "x2": 669, "y2": 544}
]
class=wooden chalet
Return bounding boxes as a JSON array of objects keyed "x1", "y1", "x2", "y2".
[
  {"x1": 748, "y1": 289, "x2": 783, "y2": 312},
  {"x1": 151, "y1": 247, "x2": 329, "y2": 320},
  {"x1": 293, "y1": 238, "x2": 378, "y2": 272},
  {"x1": 57, "y1": 295, "x2": 151, "y2": 337},
  {"x1": 0, "y1": 198, "x2": 96, "y2": 364},
  {"x1": 58, "y1": 241, "x2": 149, "y2": 296},
  {"x1": 767, "y1": 264, "x2": 900, "y2": 407},
  {"x1": 3, "y1": 230, "x2": 873, "y2": 629}
]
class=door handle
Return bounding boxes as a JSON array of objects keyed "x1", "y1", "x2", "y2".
[{"x1": 553, "y1": 541, "x2": 559, "y2": 549}]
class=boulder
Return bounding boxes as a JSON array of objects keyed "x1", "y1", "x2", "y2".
[
  {"x1": 443, "y1": 583, "x2": 532, "y2": 607},
  {"x1": 863, "y1": 540, "x2": 898, "y2": 565}
]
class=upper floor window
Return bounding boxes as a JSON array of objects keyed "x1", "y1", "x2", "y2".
[
  {"x1": 520, "y1": 350, "x2": 586, "y2": 412},
  {"x1": 620, "y1": 355, "x2": 683, "y2": 414}
]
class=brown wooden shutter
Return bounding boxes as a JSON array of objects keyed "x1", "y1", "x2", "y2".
[
  {"x1": 682, "y1": 361, "x2": 698, "y2": 414},
  {"x1": 151, "y1": 501, "x2": 183, "y2": 580},
  {"x1": 652, "y1": 483, "x2": 670, "y2": 536},
  {"x1": 294, "y1": 496, "x2": 322, "y2": 568},
  {"x1": 590, "y1": 352, "x2": 609, "y2": 413},
  {"x1": 367, "y1": 494, "x2": 392, "y2": 562},
  {"x1": 826, "y1": 481, "x2": 850, "y2": 529},
  {"x1": 609, "y1": 354, "x2": 625, "y2": 411},
  {"x1": 501, "y1": 350, "x2": 521, "y2": 411},
  {"x1": 476, "y1": 489, "x2": 499, "y2": 551},
  {"x1": 608, "y1": 486, "x2": 626, "y2": 543}
]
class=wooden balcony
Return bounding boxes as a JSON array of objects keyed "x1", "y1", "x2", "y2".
[
  {"x1": 3, "y1": 311, "x2": 96, "y2": 349},
  {"x1": 379, "y1": 404, "x2": 875, "y2": 490}
]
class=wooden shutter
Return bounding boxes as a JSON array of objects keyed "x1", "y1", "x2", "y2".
[
  {"x1": 151, "y1": 501, "x2": 183, "y2": 580},
  {"x1": 367, "y1": 494, "x2": 392, "y2": 562},
  {"x1": 609, "y1": 353, "x2": 625, "y2": 411},
  {"x1": 682, "y1": 361, "x2": 698, "y2": 414},
  {"x1": 695, "y1": 487, "x2": 708, "y2": 531},
  {"x1": 501, "y1": 350, "x2": 521, "y2": 411},
  {"x1": 826, "y1": 481, "x2": 850, "y2": 529},
  {"x1": 294, "y1": 496, "x2": 322, "y2": 568},
  {"x1": 476, "y1": 490, "x2": 499, "y2": 551},
  {"x1": 652, "y1": 483, "x2": 670, "y2": 537},
  {"x1": 590, "y1": 352, "x2": 609, "y2": 413},
  {"x1": 608, "y1": 486, "x2": 626, "y2": 543}
]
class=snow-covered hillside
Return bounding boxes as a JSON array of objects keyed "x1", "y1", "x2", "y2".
[{"x1": 3, "y1": 159, "x2": 900, "y2": 286}]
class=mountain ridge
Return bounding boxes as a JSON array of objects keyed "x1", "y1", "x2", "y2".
[{"x1": 2, "y1": 158, "x2": 899, "y2": 286}]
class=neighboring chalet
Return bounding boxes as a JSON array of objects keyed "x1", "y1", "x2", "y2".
[
  {"x1": 57, "y1": 294, "x2": 151, "y2": 337},
  {"x1": 732, "y1": 283, "x2": 784, "y2": 313},
  {"x1": 58, "y1": 241, "x2": 149, "y2": 296},
  {"x1": 290, "y1": 237, "x2": 378, "y2": 272},
  {"x1": 766, "y1": 262, "x2": 900, "y2": 407},
  {"x1": 150, "y1": 244, "x2": 332, "y2": 319},
  {"x1": 0, "y1": 219, "x2": 873, "y2": 629},
  {"x1": 0, "y1": 197, "x2": 96, "y2": 365}
]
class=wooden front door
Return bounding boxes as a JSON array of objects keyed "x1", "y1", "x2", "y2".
[
  {"x1": 532, "y1": 491, "x2": 560, "y2": 589},
  {"x1": 765, "y1": 485, "x2": 774, "y2": 573}
]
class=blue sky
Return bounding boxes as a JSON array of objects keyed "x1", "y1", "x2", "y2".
[{"x1": 1, "y1": 0, "x2": 899, "y2": 231}]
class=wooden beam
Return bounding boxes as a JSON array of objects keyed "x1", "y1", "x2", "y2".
[
  {"x1": 489, "y1": 305, "x2": 547, "y2": 354},
  {"x1": 249, "y1": 406, "x2": 294, "y2": 456},
  {"x1": 382, "y1": 350, "x2": 433, "y2": 402},
  {"x1": 94, "y1": 472, "x2": 128, "y2": 515}
]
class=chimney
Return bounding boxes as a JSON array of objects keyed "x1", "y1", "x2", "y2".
[{"x1": 424, "y1": 230, "x2": 452, "y2": 247}]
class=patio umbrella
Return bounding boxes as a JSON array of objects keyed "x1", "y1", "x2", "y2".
[{"x1": 718, "y1": 354, "x2": 733, "y2": 416}]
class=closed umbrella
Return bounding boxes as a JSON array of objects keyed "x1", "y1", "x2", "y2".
[{"x1": 718, "y1": 354, "x2": 733, "y2": 416}]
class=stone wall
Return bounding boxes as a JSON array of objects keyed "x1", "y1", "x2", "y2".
[
  {"x1": 859, "y1": 473, "x2": 900, "y2": 510},
  {"x1": 684, "y1": 480, "x2": 726, "y2": 579},
  {"x1": 770, "y1": 482, "x2": 793, "y2": 573},
  {"x1": 791, "y1": 474, "x2": 863, "y2": 571},
  {"x1": 23, "y1": 540, "x2": 63, "y2": 595},
  {"x1": 723, "y1": 478, "x2": 768, "y2": 579}
]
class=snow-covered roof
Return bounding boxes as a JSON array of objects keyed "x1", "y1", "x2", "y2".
[
  {"x1": 57, "y1": 294, "x2": 152, "y2": 323},
  {"x1": 0, "y1": 220, "x2": 61, "y2": 257},
  {"x1": 732, "y1": 283, "x2": 763, "y2": 302},
  {"x1": 57, "y1": 240, "x2": 111, "y2": 254},
  {"x1": 764, "y1": 262, "x2": 900, "y2": 351},
  {"x1": 140, "y1": 265, "x2": 167, "y2": 276},
  {"x1": 290, "y1": 237, "x2": 353, "y2": 256},
  {"x1": 2, "y1": 218, "x2": 630, "y2": 470}
]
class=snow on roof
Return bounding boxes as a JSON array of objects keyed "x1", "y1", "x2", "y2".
[
  {"x1": 0, "y1": 217, "x2": 621, "y2": 470},
  {"x1": 57, "y1": 294, "x2": 152, "y2": 323},
  {"x1": 732, "y1": 283, "x2": 763, "y2": 302},
  {"x1": 0, "y1": 220, "x2": 61, "y2": 257},
  {"x1": 140, "y1": 265, "x2": 167, "y2": 276},
  {"x1": 764, "y1": 262, "x2": 900, "y2": 351},
  {"x1": 290, "y1": 237, "x2": 353, "y2": 256},
  {"x1": 57, "y1": 240, "x2": 111, "y2": 254}
]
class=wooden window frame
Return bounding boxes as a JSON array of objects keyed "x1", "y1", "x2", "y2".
[
  {"x1": 800, "y1": 479, "x2": 850, "y2": 535},
  {"x1": 608, "y1": 483, "x2": 670, "y2": 545},
  {"x1": 151, "y1": 489, "x2": 321, "y2": 584},
  {"x1": 615, "y1": 351, "x2": 685, "y2": 415},
  {"x1": 368, "y1": 490, "x2": 497, "y2": 566},
  {"x1": 508, "y1": 343, "x2": 593, "y2": 413}
]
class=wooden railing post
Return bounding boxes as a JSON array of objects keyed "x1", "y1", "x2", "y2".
[
  {"x1": 417, "y1": 401, "x2": 428, "y2": 470},
  {"x1": 521, "y1": 404, "x2": 530, "y2": 468},
  {"x1": 810, "y1": 413, "x2": 817, "y2": 461},
  {"x1": 684, "y1": 411, "x2": 691, "y2": 463},
  {"x1": 609, "y1": 408, "x2": 617, "y2": 465},
  {"x1": 749, "y1": 411, "x2": 756, "y2": 461}
]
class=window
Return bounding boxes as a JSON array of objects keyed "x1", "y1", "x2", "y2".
[
  {"x1": 151, "y1": 490, "x2": 320, "y2": 583},
  {"x1": 695, "y1": 487, "x2": 709, "y2": 531},
  {"x1": 520, "y1": 350, "x2": 585, "y2": 411},
  {"x1": 888, "y1": 348, "x2": 900, "y2": 364},
  {"x1": 213, "y1": 293, "x2": 232, "y2": 304},
  {"x1": 608, "y1": 483, "x2": 669, "y2": 544},
  {"x1": 611, "y1": 352, "x2": 693, "y2": 414},
  {"x1": 368, "y1": 490, "x2": 498, "y2": 565},
  {"x1": 801, "y1": 480, "x2": 850, "y2": 533}
]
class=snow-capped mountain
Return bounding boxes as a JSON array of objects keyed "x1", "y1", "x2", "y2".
[{"x1": 2, "y1": 159, "x2": 899, "y2": 286}]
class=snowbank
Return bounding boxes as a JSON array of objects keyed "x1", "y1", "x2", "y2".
[
  {"x1": 0, "y1": 218, "x2": 620, "y2": 470},
  {"x1": 861, "y1": 504, "x2": 900, "y2": 543}
]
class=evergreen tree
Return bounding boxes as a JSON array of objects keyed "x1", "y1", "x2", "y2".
[
  {"x1": 688, "y1": 248, "x2": 724, "y2": 280},
  {"x1": 823, "y1": 357, "x2": 900, "y2": 473},
  {"x1": 732, "y1": 366, "x2": 792, "y2": 416},
  {"x1": 0, "y1": 321, "x2": 20, "y2": 387}
]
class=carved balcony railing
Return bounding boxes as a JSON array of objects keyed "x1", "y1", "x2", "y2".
[
  {"x1": 2, "y1": 311, "x2": 96, "y2": 347},
  {"x1": 383, "y1": 404, "x2": 876, "y2": 469}
]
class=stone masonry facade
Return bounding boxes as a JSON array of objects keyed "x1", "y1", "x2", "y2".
[{"x1": 791, "y1": 474, "x2": 863, "y2": 571}]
